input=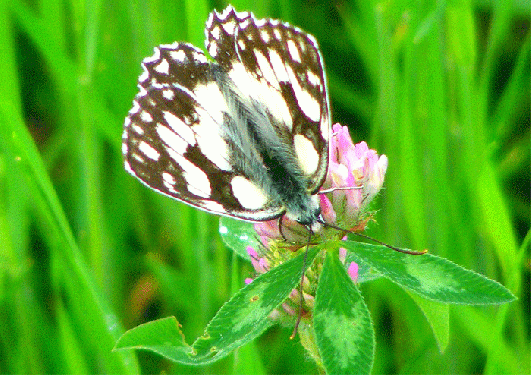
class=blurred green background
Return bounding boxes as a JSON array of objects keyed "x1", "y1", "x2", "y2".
[{"x1": 0, "y1": 0, "x2": 529, "y2": 373}]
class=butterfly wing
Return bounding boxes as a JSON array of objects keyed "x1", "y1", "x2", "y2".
[
  {"x1": 123, "y1": 6, "x2": 330, "y2": 223},
  {"x1": 123, "y1": 43, "x2": 286, "y2": 220},
  {"x1": 206, "y1": 6, "x2": 330, "y2": 194}
]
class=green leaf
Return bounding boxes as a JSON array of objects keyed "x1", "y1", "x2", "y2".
[
  {"x1": 446, "y1": 2, "x2": 476, "y2": 72},
  {"x1": 314, "y1": 252, "x2": 374, "y2": 375},
  {"x1": 114, "y1": 317, "x2": 191, "y2": 361},
  {"x1": 219, "y1": 217, "x2": 264, "y2": 261},
  {"x1": 232, "y1": 340, "x2": 267, "y2": 375},
  {"x1": 115, "y1": 245, "x2": 321, "y2": 365},
  {"x1": 1, "y1": 96, "x2": 139, "y2": 375},
  {"x1": 342, "y1": 242, "x2": 516, "y2": 304},
  {"x1": 408, "y1": 292, "x2": 449, "y2": 352},
  {"x1": 191, "y1": 245, "x2": 320, "y2": 364},
  {"x1": 343, "y1": 247, "x2": 383, "y2": 284}
]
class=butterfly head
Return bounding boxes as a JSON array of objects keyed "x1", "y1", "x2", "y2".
[{"x1": 282, "y1": 191, "x2": 321, "y2": 232}]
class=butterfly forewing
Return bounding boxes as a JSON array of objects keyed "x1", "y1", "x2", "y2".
[
  {"x1": 123, "y1": 6, "x2": 331, "y2": 225},
  {"x1": 206, "y1": 7, "x2": 330, "y2": 193}
]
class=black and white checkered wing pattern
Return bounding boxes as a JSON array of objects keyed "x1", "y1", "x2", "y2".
[
  {"x1": 123, "y1": 6, "x2": 331, "y2": 224},
  {"x1": 206, "y1": 7, "x2": 330, "y2": 193},
  {"x1": 123, "y1": 43, "x2": 287, "y2": 220}
]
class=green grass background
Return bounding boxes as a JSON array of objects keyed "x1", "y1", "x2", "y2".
[{"x1": 0, "y1": 0, "x2": 529, "y2": 373}]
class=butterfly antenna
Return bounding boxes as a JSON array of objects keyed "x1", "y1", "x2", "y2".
[
  {"x1": 290, "y1": 227, "x2": 313, "y2": 339},
  {"x1": 322, "y1": 221, "x2": 427, "y2": 255},
  {"x1": 278, "y1": 216, "x2": 288, "y2": 241}
]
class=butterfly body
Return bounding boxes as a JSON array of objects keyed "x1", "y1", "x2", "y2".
[{"x1": 123, "y1": 6, "x2": 330, "y2": 230}]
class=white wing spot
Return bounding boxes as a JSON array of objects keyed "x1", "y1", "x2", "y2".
[
  {"x1": 260, "y1": 29, "x2": 270, "y2": 43},
  {"x1": 228, "y1": 61, "x2": 292, "y2": 130},
  {"x1": 162, "y1": 172, "x2": 177, "y2": 194},
  {"x1": 294, "y1": 135, "x2": 319, "y2": 175},
  {"x1": 193, "y1": 82, "x2": 227, "y2": 124},
  {"x1": 199, "y1": 141, "x2": 231, "y2": 171},
  {"x1": 140, "y1": 111, "x2": 153, "y2": 122},
  {"x1": 132, "y1": 124, "x2": 144, "y2": 135},
  {"x1": 161, "y1": 172, "x2": 175, "y2": 192},
  {"x1": 162, "y1": 89, "x2": 175, "y2": 100},
  {"x1": 321, "y1": 112, "x2": 330, "y2": 141},
  {"x1": 255, "y1": 18, "x2": 266, "y2": 27},
  {"x1": 208, "y1": 41, "x2": 217, "y2": 57},
  {"x1": 132, "y1": 153, "x2": 144, "y2": 163},
  {"x1": 206, "y1": 13, "x2": 214, "y2": 28},
  {"x1": 162, "y1": 172, "x2": 175, "y2": 185},
  {"x1": 166, "y1": 148, "x2": 211, "y2": 198},
  {"x1": 162, "y1": 110, "x2": 196, "y2": 146},
  {"x1": 287, "y1": 39, "x2": 301, "y2": 63},
  {"x1": 268, "y1": 50, "x2": 289, "y2": 82},
  {"x1": 233, "y1": 9, "x2": 249, "y2": 19},
  {"x1": 160, "y1": 42, "x2": 179, "y2": 50},
  {"x1": 139, "y1": 69, "x2": 149, "y2": 83},
  {"x1": 129, "y1": 101, "x2": 140, "y2": 115},
  {"x1": 223, "y1": 20, "x2": 236, "y2": 35},
  {"x1": 170, "y1": 49, "x2": 186, "y2": 62},
  {"x1": 255, "y1": 51, "x2": 280, "y2": 90},
  {"x1": 139, "y1": 141, "x2": 160, "y2": 161},
  {"x1": 191, "y1": 108, "x2": 231, "y2": 171},
  {"x1": 238, "y1": 40, "x2": 246, "y2": 50},
  {"x1": 157, "y1": 124, "x2": 188, "y2": 154},
  {"x1": 202, "y1": 200, "x2": 226, "y2": 213},
  {"x1": 285, "y1": 65, "x2": 320, "y2": 122},
  {"x1": 124, "y1": 160, "x2": 132, "y2": 173},
  {"x1": 273, "y1": 29, "x2": 281, "y2": 39},
  {"x1": 154, "y1": 59, "x2": 170, "y2": 75},
  {"x1": 231, "y1": 176, "x2": 269, "y2": 210},
  {"x1": 240, "y1": 19, "x2": 250, "y2": 29},
  {"x1": 298, "y1": 39, "x2": 307, "y2": 53},
  {"x1": 137, "y1": 86, "x2": 147, "y2": 98},
  {"x1": 193, "y1": 51, "x2": 207, "y2": 63},
  {"x1": 211, "y1": 25, "x2": 221, "y2": 40},
  {"x1": 307, "y1": 70, "x2": 321, "y2": 86}
]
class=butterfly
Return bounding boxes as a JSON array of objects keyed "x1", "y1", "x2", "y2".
[{"x1": 122, "y1": 6, "x2": 330, "y2": 232}]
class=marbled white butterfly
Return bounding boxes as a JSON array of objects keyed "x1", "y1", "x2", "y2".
[{"x1": 122, "y1": 6, "x2": 330, "y2": 231}]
